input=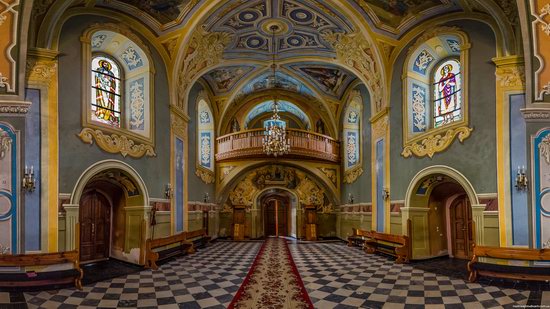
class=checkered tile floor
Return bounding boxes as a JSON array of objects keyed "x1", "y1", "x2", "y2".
[
  {"x1": 23, "y1": 242, "x2": 261, "y2": 309},
  {"x1": 1, "y1": 241, "x2": 548, "y2": 308},
  {"x1": 289, "y1": 242, "x2": 539, "y2": 309}
]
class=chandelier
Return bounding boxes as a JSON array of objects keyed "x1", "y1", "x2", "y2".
[{"x1": 263, "y1": 25, "x2": 290, "y2": 157}]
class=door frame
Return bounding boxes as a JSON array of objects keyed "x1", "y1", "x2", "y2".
[
  {"x1": 262, "y1": 195, "x2": 290, "y2": 237},
  {"x1": 79, "y1": 189, "x2": 112, "y2": 263}
]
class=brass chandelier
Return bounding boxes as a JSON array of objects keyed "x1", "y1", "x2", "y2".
[{"x1": 262, "y1": 25, "x2": 290, "y2": 157}]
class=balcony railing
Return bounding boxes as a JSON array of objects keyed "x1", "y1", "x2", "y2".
[{"x1": 216, "y1": 128, "x2": 340, "y2": 162}]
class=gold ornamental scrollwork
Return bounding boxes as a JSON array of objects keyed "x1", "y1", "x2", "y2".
[
  {"x1": 195, "y1": 168, "x2": 215, "y2": 184},
  {"x1": 496, "y1": 65, "x2": 525, "y2": 88},
  {"x1": 78, "y1": 128, "x2": 156, "y2": 158},
  {"x1": 343, "y1": 167, "x2": 363, "y2": 184},
  {"x1": 401, "y1": 126, "x2": 473, "y2": 158}
]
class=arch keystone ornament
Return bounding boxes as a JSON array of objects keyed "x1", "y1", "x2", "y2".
[
  {"x1": 78, "y1": 128, "x2": 156, "y2": 158},
  {"x1": 401, "y1": 126, "x2": 473, "y2": 158}
]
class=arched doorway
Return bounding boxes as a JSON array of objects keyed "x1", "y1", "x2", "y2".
[
  {"x1": 404, "y1": 166, "x2": 480, "y2": 260},
  {"x1": 262, "y1": 194, "x2": 290, "y2": 237}
]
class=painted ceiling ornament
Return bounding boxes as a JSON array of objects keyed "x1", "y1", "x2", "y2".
[
  {"x1": 321, "y1": 31, "x2": 383, "y2": 111},
  {"x1": 177, "y1": 26, "x2": 233, "y2": 109},
  {"x1": 401, "y1": 126, "x2": 473, "y2": 158},
  {"x1": 539, "y1": 135, "x2": 550, "y2": 165}
]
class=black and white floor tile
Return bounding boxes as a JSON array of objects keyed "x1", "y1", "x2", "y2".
[{"x1": 0, "y1": 241, "x2": 549, "y2": 308}]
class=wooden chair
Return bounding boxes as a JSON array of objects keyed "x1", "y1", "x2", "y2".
[
  {"x1": 0, "y1": 250, "x2": 83, "y2": 290},
  {"x1": 364, "y1": 231, "x2": 410, "y2": 263},
  {"x1": 145, "y1": 232, "x2": 194, "y2": 270},
  {"x1": 468, "y1": 244, "x2": 550, "y2": 282}
]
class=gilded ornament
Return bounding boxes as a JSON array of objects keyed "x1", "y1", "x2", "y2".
[
  {"x1": 344, "y1": 167, "x2": 364, "y2": 184},
  {"x1": 318, "y1": 167, "x2": 337, "y2": 185},
  {"x1": 321, "y1": 31, "x2": 383, "y2": 111},
  {"x1": 195, "y1": 169, "x2": 215, "y2": 184},
  {"x1": 219, "y1": 165, "x2": 236, "y2": 181},
  {"x1": 401, "y1": 126, "x2": 473, "y2": 158},
  {"x1": 177, "y1": 27, "x2": 233, "y2": 109},
  {"x1": 78, "y1": 128, "x2": 156, "y2": 158},
  {"x1": 496, "y1": 66, "x2": 525, "y2": 87},
  {"x1": 535, "y1": 4, "x2": 550, "y2": 36},
  {"x1": 26, "y1": 59, "x2": 57, "y2": 83},
  {"x1": 170, "y1": 112, "x2": 187, "y2": 137}
]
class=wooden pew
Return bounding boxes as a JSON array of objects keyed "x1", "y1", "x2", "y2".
[
  {"x1": 145, "y1": 232, "x2": 194, "y2": 270},
  {"x1": 364, "y1": 231, "x2": 410, "y2": 263},
  {"x1": 186, "y1": 228, "x2": 211, "y2": 249},
  {"x1": 0, "y1": 250, "x2": 83, "y2": 290},
  {"x1": 347, "y1": 228, "x2": 369, "y2": 247},
  {"x1": 467, "y1": 245, "x2": 550, "y2": 282}
]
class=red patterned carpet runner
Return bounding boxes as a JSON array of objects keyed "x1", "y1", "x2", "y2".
[{"x1": 228, "y1": 238, "x2": 314, "y2": 309}]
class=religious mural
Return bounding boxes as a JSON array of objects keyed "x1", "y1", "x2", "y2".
[
  {"x1": 225, "y1": 165, "x2": 332, "y2": 213},
  {"x1": 0, "y1": 123, "x2": 16, "y2": 254},
  {"x1": 116, "y1": 0, "x2": 192, "y2": 24},
  {"x1": 204, "y1": 66, "x2": 254, "y2": 94},
  {"x1": 91, "y1": 56, "x2": 122, "y2": 128}
]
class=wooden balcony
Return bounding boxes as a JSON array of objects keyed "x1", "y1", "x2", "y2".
[{"x1": 216, "y1": 128, "x2": 340, "y2": 163}]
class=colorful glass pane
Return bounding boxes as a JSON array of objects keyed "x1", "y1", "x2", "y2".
[
  {"x1": 433, "y1": 59, "x2": 462, "y2": 128},
  {"x1": 91, "y1": 56, "x2": 121, "y2": 127}
]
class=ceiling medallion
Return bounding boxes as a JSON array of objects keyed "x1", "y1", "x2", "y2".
[{"x1": 259, "y1": 18, "x2": 292, "y2": 37}]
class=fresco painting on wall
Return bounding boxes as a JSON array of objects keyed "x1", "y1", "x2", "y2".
[
  {"x1": 354, "y1": 0, "x2": 446, "y2": 29},
  {"x1": 117, "y1": 0, "x2": 192, "y2": 24},
  {"x1": 205, "y1": 66, "x2": 254, "y2": 93}
]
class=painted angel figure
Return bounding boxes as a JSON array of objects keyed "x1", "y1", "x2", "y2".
[
  {"x1": 94, "y1": 59, "x2": 119, "y2": 126},
  {"x1": 437, "y1": 64, "x2": 457, "y2": 117}
]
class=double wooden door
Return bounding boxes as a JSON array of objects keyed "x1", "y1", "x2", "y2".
[
  {"x1": 265, "y1": 199, "x2": 288, "y2": 237},
  {"x1": 80, "y1": 191, "x2": 111, "y2": 262},
  {"x1": 451, "y1": 196, "x2": 473, "y2": 259}
]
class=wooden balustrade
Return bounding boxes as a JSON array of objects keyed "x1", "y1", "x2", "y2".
[{"x1": 216, "y1": 128, "x2": 340, "y2": 162}]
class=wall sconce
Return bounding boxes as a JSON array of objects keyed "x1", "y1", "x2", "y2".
[
  {"x1": 515, "y1": 166, "x2": 528, "y2": 191},
  {"x1": 164, "y1": 183, "x2": 173, "y2": 199},
  {"x1": 22, "y1": 165, "x2": 35, "y2": 193},
  {"x1": 348, "y1": 193, "x2": 354, "y2": 204},
  {"x1": 0, "y1": 135, "x2": 11, "y2": 159},
  {"x1": 203, "y1": 192, "x2": 210, "y2": 203},
  {"x1": 382, "y1": 188, "x2": 390, "y2": 201}
]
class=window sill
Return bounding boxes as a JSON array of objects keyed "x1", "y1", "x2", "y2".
[
  {"x1": 401, "y1": 126, "x2": 473, "y2": 158},
  {"x1": 78, "y1": 127, "x2": 156, "y2": 158}
]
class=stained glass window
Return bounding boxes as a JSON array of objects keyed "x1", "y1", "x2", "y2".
[
  {"x1": 433, "y1": 59, "x2": 462, "y2": 128},
  {"x1": 91, "y1": 56, "x2": 122, "y2": 127}
]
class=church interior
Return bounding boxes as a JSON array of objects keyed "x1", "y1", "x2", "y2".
[{"x1": 1, "y1": 0, "x2": 550, "y2": 308}]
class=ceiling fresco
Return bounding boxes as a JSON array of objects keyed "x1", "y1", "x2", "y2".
[
  {"x1": 235, "y1": 71, "x2": 316, "y2": 101},
  {"x1": 202, "y1": 66, "x2": 256, "y2": 94},
  {"x1": 350, "y1": 0, "x2": 460, "y2": 37},
  {"x1": 288, "y1": 64, "x2": 356, "y2": 98},
  {"x1": 203, "y1": 0, "x2": 354, "y2": 60},
  {"x1": 107, "y1": 0, "x2": 198, "y2": 27}
]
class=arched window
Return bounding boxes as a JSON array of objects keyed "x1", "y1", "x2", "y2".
[
  {"x1": 91, "y1": 56, "x2": 122, "y2": 128},
  {"x1": 432, "y1": 59, "x2": 462, "y2": 128},
  {"x1": 402, "y1": 30, "x2": 471, "y2": 158},
  {"x1": 196, "y1": 95, "x2": 215, "y2": 183},
  {"x1": 343, "y1": 91, "x2": 363, "y2": 183},
  {"x1": 79, "y1": 26, "x2": 155, "y2": 158}
]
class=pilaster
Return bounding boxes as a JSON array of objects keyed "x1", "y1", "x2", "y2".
[
  {"x1": 471, "y1": 204, "x2": 486, "y2": 245},
  {"x1": 63, "y1": 204, "x2": 79, "y2": 251},
  {"x1": 401, "y1": 207, "x2": 430, "y2": 259}
]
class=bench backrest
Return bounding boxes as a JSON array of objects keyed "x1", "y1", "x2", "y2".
[
  {"x1": 147, "y1": 232, "x2": 187, "y2": 250},
  {"x1": 473, "y1": 245, "x2": 550, "y2": 261},
  {"x1": 0, "y1": 250, "x2": 79, "y2": 267},
  {"x1": 187, "y1": 228, "x2": 206, "y2": 239},
  {"x1": 370, "y1": 231, "x2": 408, "y2": 245}
]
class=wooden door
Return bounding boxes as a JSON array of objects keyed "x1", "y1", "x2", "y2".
[
  {"x1": 450, "y1": 196, "x2": 473, "y2": 259},
  {"x1": 264, "y1": 199, "x2": 288, "y2": 236},
  {"x1": 80, "y1": 191, "x2": 111, "y2": 262}
]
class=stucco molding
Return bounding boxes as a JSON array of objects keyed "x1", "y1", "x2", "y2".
[
  {"x1": 77, "y1": 128, "x2": 156, "y2": 158},
  {"x1": 401, "y1": 126, "x2": 473, "y2": 158},
  {"x1": 343, "y1": 167, "x2": 363, "y2": 184},
  {"x1": 195, "y1": 168, "x2": 215, "y2": 184},
  {"x1": 0, "y1": 100, "x2": 31, "y2": 115},
  {"x1": 521, "y1": 107, "x2": 550, "y2": 122}
]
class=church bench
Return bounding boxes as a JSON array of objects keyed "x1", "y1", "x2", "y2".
[
  {"x1": 364, "y1": 231, "x2": 410, "y2": 263},
  {"x1": 467, "y1": 245, "x2": 550, "y2": 282},
  {"x1": 0, "y1": 250, "x2": 83, "y2": 290},
  {"x1": 187, "y1": 228, "x2": 212, "y2": 249},
  {"x1": 145, "y1": 232, "x2": 194, "y2": 270},
  {"x1": 347, "y1": 228, "x2": 370, "y2": 248}
]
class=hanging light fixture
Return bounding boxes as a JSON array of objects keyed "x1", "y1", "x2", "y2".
[{"x1": 263, "y1": 25, "x2": 290, "y2": 157}]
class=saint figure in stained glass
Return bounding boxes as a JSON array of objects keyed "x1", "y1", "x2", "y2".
[
  {"x1": 433, "y1": 59, "x2": 462, "y2": 128},
  {"x1": 91, "y1": 57, "x2": 121, "y2": 127}
]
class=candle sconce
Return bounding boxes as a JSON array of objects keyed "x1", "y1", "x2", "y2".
[
  {"x1": 515, "y1": 166, "x2": 528, "y2": 191},
  {"x1": 203, "y1": 192, "x2": 210, "y2": 203},
  {"x1": 382, "y1": 188, "x2": 390, "y2": 201},
  {"x1": 22, "y1": 165, "x2": 35, "y2": 193},
  {"x1": 164, "y1": 183, "x2": 173, "y2": 199}
]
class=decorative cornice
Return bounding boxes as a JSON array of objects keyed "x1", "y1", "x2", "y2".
[
  {"x1": 343, "y1": 167, "x2": 363, "y2": 184},
  {"x1": 402, "y1": 126, "x2": 473, "y2": 158},
  {"x1": 78, "y1": 128, "x2": 156, "y2": 158},
  {"x1": 0, "y1": 101, "x2": 31, "y2": 115},
  {"x1": 195, "y1": 168, "x2": 215, "y2": 184},
  {"x1": 521, "y1": 107, "x2": 550, "y2": 122}
]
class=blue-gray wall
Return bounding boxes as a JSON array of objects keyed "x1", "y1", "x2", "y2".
[
  {"x1": 57, "y1": 15, "x2": 171, "y2": 198},
  {"x1": 390, "y1": 20, "x2": 498, "y2": 199},
  {"x1": 341, "y1": 84, "x2": 372, "y2": 203}
]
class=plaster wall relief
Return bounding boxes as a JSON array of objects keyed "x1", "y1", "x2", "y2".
[
  {"x1": 0, "y1": 123, "x2": 17, "y2": 254},
  {"x1": 530, "y1": 0, "x2": 550, "y2": 101},
  {"x1": 78, "y1": 128, "x2": 156, "y2": 158},
  {"x1": 0, "y1": 0, "x2": 19, "y2": 94},
  {"x1": 534, "y1": 129, "x2": 550, "y2": 248},
  {"x1": 224, "y1": 165, "x2": 334, "y2": 213},
  {"x1": 343, "y1": 90, "x2": 363, "y2": 184}
]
